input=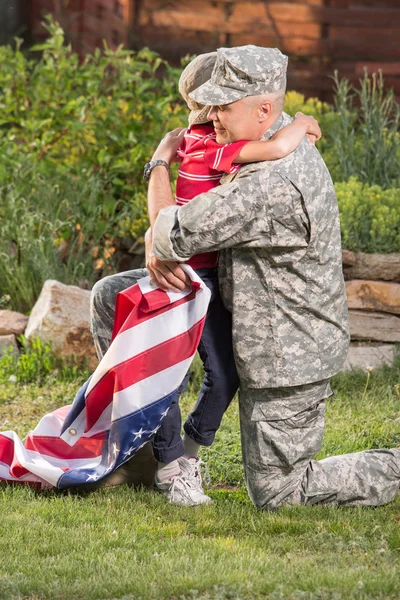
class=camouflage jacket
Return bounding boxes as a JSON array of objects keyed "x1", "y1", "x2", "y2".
[{"x1": 153, "y1": 113, "x2": 350, "y2": 388}]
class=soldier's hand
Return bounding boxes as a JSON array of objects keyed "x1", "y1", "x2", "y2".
[
  {"x1": 306, "y1": 133, "x2": 318, "y2": 146},
  {"x1": 146, "y1": 252, "x2": 191, "y2": 293}
]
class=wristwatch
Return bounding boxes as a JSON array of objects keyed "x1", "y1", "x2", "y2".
[{"x1": 143, "y1": 159, "x2": 170, "y2": 181}]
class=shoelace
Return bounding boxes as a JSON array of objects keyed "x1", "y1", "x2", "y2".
[
  {"x1": 169, "y1": 474, "x2": 199, "y2": 497},
  {"x1": 186, "y1": 458, "x2": 211, "y2": 488}
]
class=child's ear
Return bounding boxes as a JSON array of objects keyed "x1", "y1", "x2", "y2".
[{"x1": 258, "y1": 100, "x2": 273, "y2": 123}]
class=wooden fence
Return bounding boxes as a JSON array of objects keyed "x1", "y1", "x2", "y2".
[{"x1": 129, "y1": 0, "x2": 400, "y2": 100}]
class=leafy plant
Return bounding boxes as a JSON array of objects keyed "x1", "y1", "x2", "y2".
[
  {"x1": 335, "y1": 177, "x2": 400, "y2": 252},
  {"x1": 0, "y1": 17, "x2": 187, "y2": 311},
  {"x1": 0, "y1": 336, "x2": 90, "y2": 384},
  {"x1": 330, "y1": 70, "x2": 400, "y2": 188}
]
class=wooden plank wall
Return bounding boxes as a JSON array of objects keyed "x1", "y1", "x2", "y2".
[
  {"x1": 129, "y1": 0, "x2": 400, "y2": 100},
  {"x1": 31, "y1": 0, "x2": 131, "y2": 53}
]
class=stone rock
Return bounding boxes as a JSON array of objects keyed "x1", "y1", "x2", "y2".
[
  {"x1": 348, "y1": 310, "x2": 400, "y2": 343},
  {"x1": 345, "y1": 280, "x2": 400, "y2": 315},
  {"x1": 0, "y1": 334, "x2": 19, "y2": 357},
  {"x1": 0, "y1": 310, "x2": 28, "y2": 336},
  {"x1": 25, "y1": 280, "x2": 98, "y2": 370},
  {"x1": 342, "y1": 249, "x2": 356, "y2": 267},
  {"x1": 343, "y1": 251, "x2": 400, "y2": 282},
  {"x1": 342, "y1": 344, "x2": 396, "y2": 372}
]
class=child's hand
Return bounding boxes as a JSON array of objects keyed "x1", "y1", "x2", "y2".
[
  {"x1": 152, "y1": 128, "x2": 187, "y2": 164},
  {"x1": 294, "y1": 112, "x2": 322, "y2": 142}
]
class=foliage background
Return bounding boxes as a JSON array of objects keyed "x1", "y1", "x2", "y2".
[{"x1": 0, "y1": 20, "x2": 399, "y2": 312}]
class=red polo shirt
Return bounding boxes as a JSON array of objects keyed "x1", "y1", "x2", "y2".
[{"x1": 176, "y1": 124, "x2": 247, "y2": 269}]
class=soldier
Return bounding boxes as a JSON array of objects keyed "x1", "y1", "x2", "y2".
[{"x1": 148, "y1": 45, "x2": 400, "y2": 509}]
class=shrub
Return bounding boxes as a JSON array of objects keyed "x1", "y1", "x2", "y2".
[
  {"x1": 335, "y1": 177, "x2": 400, "y2": 253},
  {"x1": 0, "y1": 337, "x2": 90, "y2": 384},
  {"x1": 330, "y1": 70, "x2": 400, "y2": 188},
  {"x1": 0, "y1": 18, "x2": 187, "y2": 311}
]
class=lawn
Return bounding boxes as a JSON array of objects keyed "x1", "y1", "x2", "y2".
[{"x1": 0, "y1": 357, "x2": 399, "y2": 600}]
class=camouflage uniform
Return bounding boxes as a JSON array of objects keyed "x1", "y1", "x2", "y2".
[{"x1": 152, "y1": 45, "x2": 400, "y2": 509}]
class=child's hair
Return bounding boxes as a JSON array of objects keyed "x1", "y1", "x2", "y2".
[{"x1": 178, "y1": 52, "x2": 217, "y2": 127}]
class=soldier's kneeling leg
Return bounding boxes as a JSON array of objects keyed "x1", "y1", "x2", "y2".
[{"x1": 239, "y1": 381, "x2": 331, "y2": 510}]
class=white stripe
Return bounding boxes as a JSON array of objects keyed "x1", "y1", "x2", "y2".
[
  {"x1": 178, "y1": 171, "x2": 221, "y2": 181},
  {"x1": 213, "y1": 146, "x2": 224, "y2": 170},
  {"x1": 111, "y1": 356, "x2": 194, "y2": 421},
  {"x1": 25, "y1": 450, "x2": 102, "y2": 471},
  {"x1": 185, "y1": 133, "x2": 205, "y2": 141}
]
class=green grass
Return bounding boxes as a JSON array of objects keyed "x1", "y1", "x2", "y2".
[{"x1": 0, "y1": 357, "x2": 400, "y2": 600}]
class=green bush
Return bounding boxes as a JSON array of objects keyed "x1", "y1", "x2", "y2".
[
  {"x1": 0, "y1": 18, "x2": 186, "y2": 311},
  {"x1": 283, "y1": 90, "x2": 340, "y2": 173},
  {"x1": 329, "y1": 70, "x2": 400, "y2": 188},
  {"x1": 335, "y1": 177, "x2": 400, "y2": 253},
  {"x1": 0, "y1": 336, "x2": 90, "y2": 383}
]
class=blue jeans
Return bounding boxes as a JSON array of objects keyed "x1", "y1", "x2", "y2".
[{"x1": 152, "y1": 267, "x2": 240, "y2": 463}]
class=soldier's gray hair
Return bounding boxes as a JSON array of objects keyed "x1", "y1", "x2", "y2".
[{"x1": 245, "y1": 89, "x2": 285, "y2": 115}]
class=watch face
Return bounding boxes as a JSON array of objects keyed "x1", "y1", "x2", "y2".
[
  {"x1": 143, "y1": 162, "x2": 152, "y2": 180},
  {"x1": 143, "y1": 160, "x2": 169, "y2": 181}
]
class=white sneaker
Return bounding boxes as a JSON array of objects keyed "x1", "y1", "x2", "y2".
[
  {"x1": 178, "y1": 456, "x2": 212, "y2": 495},
  {"x1": 154, "y1": 468, "x2": 212, "y2": 507}
]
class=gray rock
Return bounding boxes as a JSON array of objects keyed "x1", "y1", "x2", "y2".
[
  {"x1": 343, "y1": 251, "x2": 400, "y2": 282},
  {"x1": 349, "y1": 310, "x2": 400, "y2": 343},
  {"x1": 342, "y1": 344, "x2": 396, "y2": 372},
  {"x1": 25, "y1": 280, "x2": 98, "y2": 370}
]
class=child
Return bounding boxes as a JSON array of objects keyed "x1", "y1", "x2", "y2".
[{"x1": 147, "y1": 52, "x2": 321, "y2": 506}]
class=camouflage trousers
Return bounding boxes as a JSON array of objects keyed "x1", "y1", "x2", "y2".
[{"x1": 240, "y1": 380, "x2": 400, "y2": 509}]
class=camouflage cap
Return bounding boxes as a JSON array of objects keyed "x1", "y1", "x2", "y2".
[
  {"x1": 178, "y1": 52, "x2": 217, "y2": 126},
  {"x1": 189, "y1": 45, "x2": 288, "y2": 106}
]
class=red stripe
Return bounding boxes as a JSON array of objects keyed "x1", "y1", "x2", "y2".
[
  {"x1": 25, "y1": 432, "x2": 105, "y2": 460},
  {"x1": 84, "y1": 316, "x2": 206, "y2": 432},
  {"x1": 112, "y1": 286, "x2": 170, "y2": 339},
  {"x1": 0, "y1": 434, "x2": 30, "y2": 479},
  {"x1": 113, "y1": 285, "x2": 199, "y2": 339},
  {"x1": 0, "y1": 433, "x2": 15, "y2": 466}
]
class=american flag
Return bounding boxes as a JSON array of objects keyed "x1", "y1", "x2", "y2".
[{"x1": 0, "y1": 267, "x2": 210, "y2": 489}]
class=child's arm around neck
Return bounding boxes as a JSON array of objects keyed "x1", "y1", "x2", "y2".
[{"x1": 234, "y1": 113, "x2": 321, "y2": 163}]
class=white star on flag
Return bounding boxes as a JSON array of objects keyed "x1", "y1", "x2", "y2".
[
  {"x1": 123, "y1": 447, "x2": 135, "y2": 458},
  {"x1": 132, "y1": 427, "x2": 145, "y2": 441}
]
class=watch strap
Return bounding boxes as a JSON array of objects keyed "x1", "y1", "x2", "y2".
[{"x1": 143, "y1": 159, "x2": 170, "y2": 181}]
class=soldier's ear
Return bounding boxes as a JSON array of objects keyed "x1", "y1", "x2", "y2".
[{"x1": 258, "y1": 100, "x2": 273, "y2": 123}]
